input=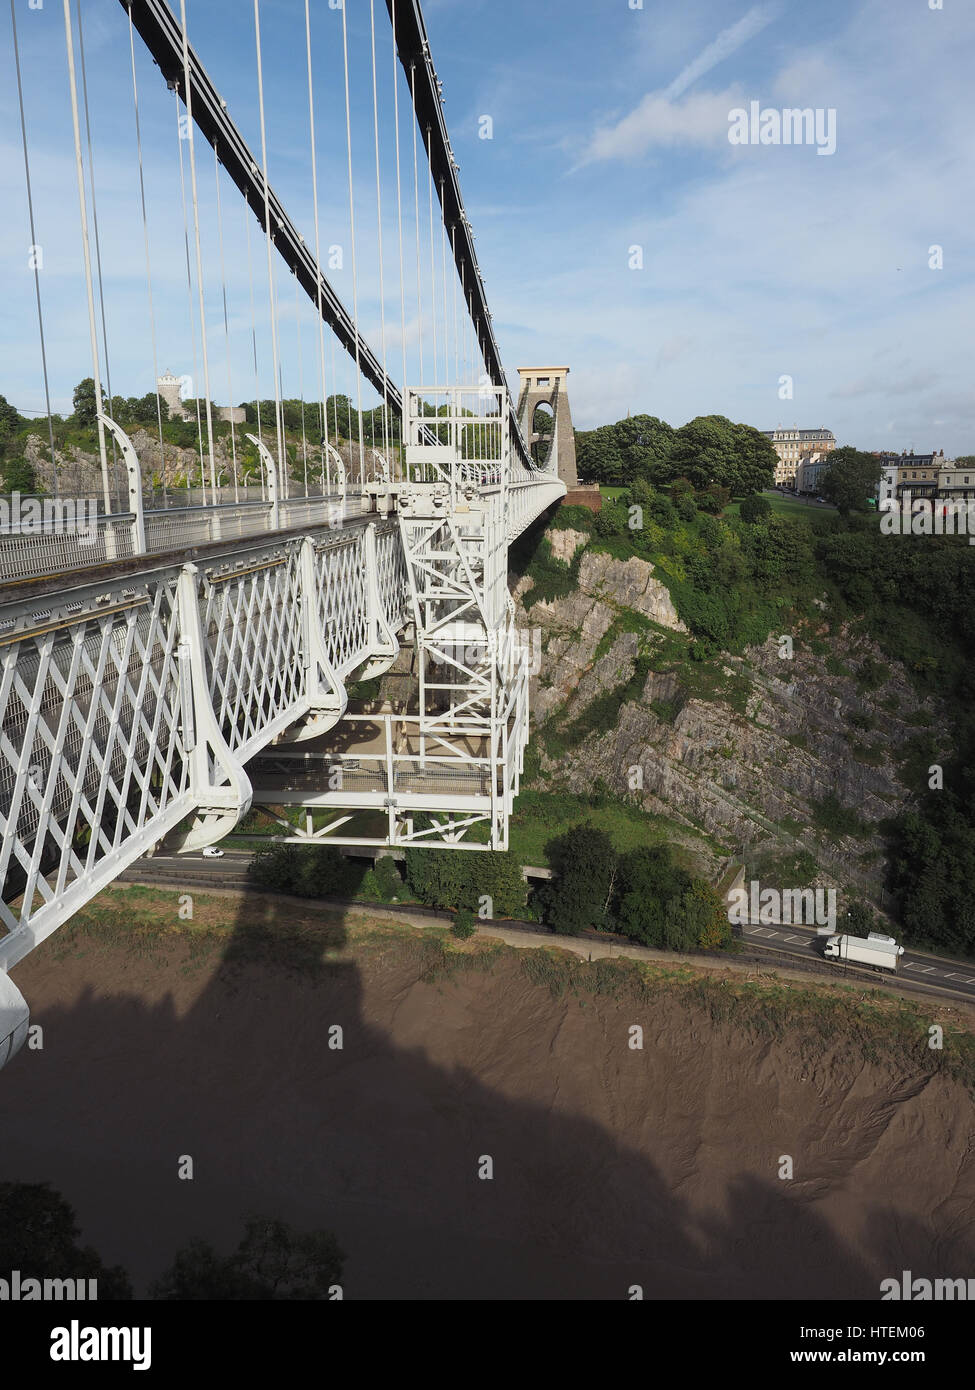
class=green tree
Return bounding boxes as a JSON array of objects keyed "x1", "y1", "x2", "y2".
[
  {"x1": 730, "y1": 423, "x2": 778, "y2": 495},
  {"x1": 0, "y1": 1182, "x2": 132, "y2": 1298},
  {"x1": 592, "y1": 499, "x2": 629, "y2": 536},
  {"x1": 130, "y1": 392, "x2": 169, "y2": 425},
  {"x1": 696, "y1": 483, "x2": 731, "y2": 514},
  {"x1": 452, "y1": 908, "x2": 477, "y2": 939},
  {"x1": 615, "y1": 845, "x2": 690, "y2": 947},
  {"x1": 739, "y1": 491, "x2": 772, "y2": 524},
  {"x1": 2, "y1": 456, "x2": 38, "y2": 493},
  {"x1": 72, "y1": 377, "x2": 98, "y2": 426},
  {"x1": 575, "y1": 424, "x2": 625, "y2": 486},
  {"x1": 357, "y1": 855, "x2": 402, "y2": 903},
  {"x1": 324, "y1": 393, "x2": 358, "y2": 442},
  {"x1": 613, "y1": 414, "x2": 675, "y2": 481},
  {"x1": 150, "y1": 1217, "x2": 344, "y2": 1300},
  {"x1": 404, "y1": 847, "x2": 526, "y2": 916},
  {"x1": 0, "y1": 393, "x2": 21, "y2": 439},
  {"x1": 819, "y1": 446, "x2": 883, "y2": 516},
  {"x1": 247, "y1": 844, "x2": 362, "y2": 898},
  {"x1": 539, "y1": 824, "x2": 618, "y2": 934},
  {"x1": 667, "y1": 416, "x2": 736, "y2": 490},
  {"x1": 844, "y1": 901, "x2": 876, "y2": 936}
]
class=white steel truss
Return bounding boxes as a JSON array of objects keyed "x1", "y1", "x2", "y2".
[
  {"x1": 1, "y1": 390, "x2": 563, "y2": 969},
  {"x1": 250, "y1": 386, "x2": 562, "y2": 852}
]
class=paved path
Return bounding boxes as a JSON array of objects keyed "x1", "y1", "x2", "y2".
[{"x1": 116, "y1": 853, "x2": 975, "y2": 1012}]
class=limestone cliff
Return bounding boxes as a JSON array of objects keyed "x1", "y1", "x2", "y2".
[{"x1": 514, "y1": 529, "x2": 943, "y2": 908}]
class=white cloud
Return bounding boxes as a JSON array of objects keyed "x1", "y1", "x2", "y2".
[
  {"x1": 576, "y1": 2, "x2": 783, "y2": 165},
  {"x1": 577, "y1": 88, "x2": 741, "y2": 165},
  {"x1": 666, "y1": 3, "x2": 784, "y2": 100}
]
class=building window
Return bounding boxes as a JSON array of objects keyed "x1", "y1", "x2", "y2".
[{"x1": 536, "y1": 377, "x2": 550, "y2": 387}]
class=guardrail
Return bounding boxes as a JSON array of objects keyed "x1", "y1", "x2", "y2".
[{"x1": 0, "y1": 490, "x2": 365, "y2": 583}]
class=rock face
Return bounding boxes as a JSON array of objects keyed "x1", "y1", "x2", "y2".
[
  {"x1": 22, "y1": 429, "x2": 358, "y2": 499},
  {"x1": 24, "y1": 429, "x2": 242, "y2": 496},
  {"x1": 546, "y1": 527, "x2": 587, "y2": 564},
  {"x1": 515, "y1": 545, "x2": 942, "y2": 904}
]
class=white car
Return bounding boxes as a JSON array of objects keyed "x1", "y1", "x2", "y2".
[{"x1": 202, "y1": 846, "x2": 225, "y2": 858}]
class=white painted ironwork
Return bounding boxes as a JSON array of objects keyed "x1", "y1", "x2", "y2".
[
  {"x1": 99, "y1": 414, "x2": 145, "y2": 554},
  {"x1": 245, "y1": 431, "x2": 279, "y2": 531},
  {"x1": 0, "y1": 515, "x2": 405, "y2": 969},
  {"x1": 1, "y1": 384, "x2": 563, "y2": 971},
  {"x1": 251, "y1": 384, "x2": 561, "y2": 852}
]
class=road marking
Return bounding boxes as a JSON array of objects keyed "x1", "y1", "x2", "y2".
[
  {"x1": 751, "y1": 928, "x2": 778, "y2": 937},
  {"x1": 917, "y1": 966, "x2": 937, "y2": 974},
  {"x1": 903, "y1": 963, "x2": 920, "y2": 970},
  {"x1": 782, "y1": 935, "x2": 805, "y2": 943}
]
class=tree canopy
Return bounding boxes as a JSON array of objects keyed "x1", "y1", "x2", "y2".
[
  {"x1": 537, "y1": 828, "x2": 730, "y2": 950},
  {"x1": 819, "y1": 446, "x2": 884, "y2": 515},
  {"x1": 0, "y1": 1182, "x2": 132, "y2": 1298},
  {"x1": 575, "y1": 412, "x2": 774, "y2": 495},
  {"x1": 150, "y1": 1217, "x2": 344, "y2": 1300}
]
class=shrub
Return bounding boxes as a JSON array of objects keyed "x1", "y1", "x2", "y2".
[
  {"x1": 739, "y1": 492, "x2": 772, "y2": 524},
  {"x1": 452, "y1": 908, "x2": 477, "y2": 939},
  {"x1": 358, "y1": 856, "x2": 402, "y2": 902}
]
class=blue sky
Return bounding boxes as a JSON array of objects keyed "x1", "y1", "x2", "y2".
[{"x1": 1, "y1": 0, "x2": 973, "y2": 452}]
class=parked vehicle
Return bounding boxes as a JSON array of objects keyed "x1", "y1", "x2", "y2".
[
  {"x1": 202, "y1": 846, "x2": 225, "y2": 859},
  {"x1": 823, "y1": 932, "x2": 904, "y2": 971}
]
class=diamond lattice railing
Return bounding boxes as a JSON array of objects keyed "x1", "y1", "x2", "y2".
[{"x1": 0, "y1": 515, "x2": 412, "y2": 966}]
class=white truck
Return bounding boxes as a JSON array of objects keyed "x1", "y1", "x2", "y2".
[{"x1": 823, "y1": 932, "x2": 905, "y2": 972}]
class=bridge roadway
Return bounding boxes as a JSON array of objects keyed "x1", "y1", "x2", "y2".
[{"x1": 120, "y1": 851, "x2": 975, "y2": 1007}]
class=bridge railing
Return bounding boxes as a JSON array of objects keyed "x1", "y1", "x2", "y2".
[{"x1": 0, "y1": 490, "x2": 365, "y2": 583}]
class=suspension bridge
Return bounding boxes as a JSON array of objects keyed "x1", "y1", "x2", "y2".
[{"x1": 0, "y1": 0, "x2": 576, "y2": 1060}]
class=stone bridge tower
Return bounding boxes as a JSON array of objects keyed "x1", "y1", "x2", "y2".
[{"x1": 516, "y1": 366, "x2": 577, "y2": 487}]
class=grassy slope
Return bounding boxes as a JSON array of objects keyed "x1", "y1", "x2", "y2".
[{"x1": 723, "y1": 490, "x2": 838, "y2": 520}]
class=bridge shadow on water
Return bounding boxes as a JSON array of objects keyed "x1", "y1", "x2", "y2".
[{"x1": 0, "y1": 874, "x2": 971, "y2": 1300}]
